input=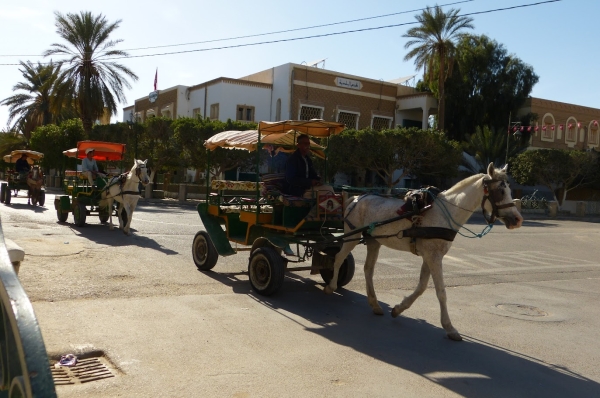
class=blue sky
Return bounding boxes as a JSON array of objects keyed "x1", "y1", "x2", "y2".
[{"x1": 0, "y1": 0, "x2": 597, "y2": 128}]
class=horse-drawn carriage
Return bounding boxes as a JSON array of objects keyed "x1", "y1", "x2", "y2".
[
  {"x1": 193, "y1": 120, "x2": 525, "y2": 340},
  {"x1": 1, "y1": 150, "x2": 46, "y2": 206},
  {"x1": 55, "y1": 141, "x2": 125, "y2": 226},
  {"x1": 55, "y1": 141, "x2": 149, "y2": 233},
  {"x1": 193, "y1": 120, "x2": 356, "y2": 296}
]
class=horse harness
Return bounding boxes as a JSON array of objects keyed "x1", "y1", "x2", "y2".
[
  {"x1": 481, "y1": 177, "x2": 515, "y2": 224},
  {"x1": 103, "y1": 165, "x2": 147, "y2": 199},
  {"x1": 342, "y1": 177, "x2": 513, "y2": 255}
]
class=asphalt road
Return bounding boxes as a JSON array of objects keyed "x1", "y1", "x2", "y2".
[{"x1": 2, "y1": 190, "x2": 600, "y2": 397}]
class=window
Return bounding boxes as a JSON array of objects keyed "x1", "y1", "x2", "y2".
[
  {"x1": 566, "y1": 126, "x2": 576, "y2": 142},
  {"x1": 299, "y1": 105, "x2": 323, "y2": 120},
  {"x1": 276, "y1": 99, "x2": 281, "y2": 121},
  {"x1": 372, "y1": 116, "x2": 392, "y2": 130},
  {"x1": 590, "y1": 126, "x2": 599, "y2": 145},
  {"x1": 237, "y1": 105, "x2": 255, "y2": 122},
  {"x1": 542, "y1": 123, "x2": 553, "y2": 140},
  {"x1": 337, "y1": 111, "x2": 359, "y2": 129},
  {"x1": 192, "y1": 108, "x2": 202, "y2": 119},
  {"x1": 210, "y1": 103, "x2": 219, "y2": 120},
  {"x1": 146, "y1": 109, "x2": 156, "y2": 118}
]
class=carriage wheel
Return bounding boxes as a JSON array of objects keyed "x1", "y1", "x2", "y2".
[
  {"x1": 73, "y1": 202, "x2": 87, "y2": 227},
  {"x1": 192, "y1": 231, "x2": 218, "y2": 271},
  {"x1": 4, "y1": 190, "x2": 11, "y2": 205},
  {"x1": 319, "y1": 248, "x2": 356, "y2": 287},
  {"x1": 99, "y1": 213, "x2": 109, "y2": 223},
  {"x1": 0, "y1": 184, "x2": 5, "y2": 203},
  {"x1": 57, "y1": 210, "x2": 68, "y2": 223},
  {"x1": 248, "y1": 247, "x2": 285, "y2": 296},
  {"x1": 39, "y1": 191, "x2": 45, "y2": 206}
]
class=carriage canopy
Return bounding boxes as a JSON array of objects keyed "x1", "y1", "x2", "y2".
[
  {"x1": 204, "y1": 120, "x2": 345, "y2": 158},
  {"x1": 3, "y1": 150, "x2": 44, "y2": 164},
  {"x1": 63, "y1": 141, "x2": 126, "y2": 161}
]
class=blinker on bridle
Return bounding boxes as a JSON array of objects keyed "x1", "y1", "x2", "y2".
[{"x1": 481, "y1": 178, "x2": 515, "y2": 224}]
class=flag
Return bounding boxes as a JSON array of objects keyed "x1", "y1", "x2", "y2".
[{"x1": 153, "y1": 68, "x2": 157, "y2": 91}]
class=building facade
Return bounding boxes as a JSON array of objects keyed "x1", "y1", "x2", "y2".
[
  {"x1": 123, "y1": 63, "x2": 437, "y2": 130},
  {"x1": 518, "y1": 97, "x2": 600, "y2": 151}
]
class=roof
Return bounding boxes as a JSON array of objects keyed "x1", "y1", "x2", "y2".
[{"x1": 258, "y1": 120, "x2": 345, "y2": 137}]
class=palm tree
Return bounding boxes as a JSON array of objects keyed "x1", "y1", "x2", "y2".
[
  {"x1": 0, "y1": 61, "x2": 63, "y2": 140},
  {"x1": 44, "y1": 11, "x2": 138, "y2": 135},
  {"x1": 403, "y1": 5, "x2": 474, "y2": 131}
]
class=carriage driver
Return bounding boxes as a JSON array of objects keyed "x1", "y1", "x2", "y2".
[
  {"x1": 285, "y1": 134, "x2": 334, "y2": 198},
  {"x1": 15, "y1": 153, "x2": 30, "y2": 179},
  {"x1": 82, "y1": 148, "x2": 106, "y2": 187}
]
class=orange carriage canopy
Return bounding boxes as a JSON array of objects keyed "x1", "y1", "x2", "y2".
[{"x1": 64, "y1": 141, "x2": 126, "y2": 161}]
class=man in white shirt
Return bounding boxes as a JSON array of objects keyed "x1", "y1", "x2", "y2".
[{"x1": 82, "y1": 148, "x2": 105, "y2": 186}]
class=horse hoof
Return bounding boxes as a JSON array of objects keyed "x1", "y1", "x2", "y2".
[
  {"x1": 391, "y1": 306, "x2": 402, "y2": 318},
  {"x1": 323, "y1": 285, "x2": 334, "y2": 295},
  {"x1": 447, "y1": 331, "x2": 463, "y2": 341},
  {"x1": 373, "y1": 307, "x2": 384, "y2": 316}
]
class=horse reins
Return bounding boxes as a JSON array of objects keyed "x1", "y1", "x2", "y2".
[
  {"x1": 103, "y1": 164, "x2": 148, "y2": 199},
  {"x1": 481, "y1": 177, "x2": 515, "y2": 224}
]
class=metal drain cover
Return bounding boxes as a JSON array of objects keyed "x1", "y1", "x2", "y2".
[
  {"x1": 51, "y1": 357, "x2": 115, "y2": 385},
  {"x1": 496, "y1": 303, "x2": 548, "y2": 317}
]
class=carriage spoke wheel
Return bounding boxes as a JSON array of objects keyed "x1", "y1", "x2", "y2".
[
  {"x1": 192, "y1": 231, "x2": 218, "y2": 271},
  {"x1": 319, "y1": 248, "x2": 356, "y2": 287},
  {"x1": 4, "y1": 189, "x2": 11, "y2": 205},
  {"x1": 73, "y1": 202, "x2": 87, "y2": 227},
  {"x1": 248, "y1": 247, "x2": 285, "y2": 296},
  {"x1": 0, "y1": 184, "x2": 5, "y2": 203}
]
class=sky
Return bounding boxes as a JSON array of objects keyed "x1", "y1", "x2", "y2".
[{"x1": 0, "y1": 0, "x2": 597, "y2": 129}]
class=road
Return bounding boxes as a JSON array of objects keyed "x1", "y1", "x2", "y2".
[{"x1": 2, "y1": 190, "x2": 600, "y2": 397}]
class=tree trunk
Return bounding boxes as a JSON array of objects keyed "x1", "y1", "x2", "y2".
[{"x1": 438, "y1": 51, "x2": 446, "y2": 132}]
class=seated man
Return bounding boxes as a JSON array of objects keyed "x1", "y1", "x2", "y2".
[
  {"x1": 81, "y1": 148, "x2": 105, "y2": 187},
  {"x1": 15, "y1": 153, "x2": 30, "y2": 180},
  {"x1": 285, "y1": 134, "x2": 334, "y2": 199}
]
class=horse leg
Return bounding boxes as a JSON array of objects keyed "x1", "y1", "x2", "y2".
[
  {"x1": 27, "y1": 188, "x2": 31, "y2": 205},
  {"x1": 427, "y1": 253, "x2": 462, "y2": 341},
  {"x1": 363, "y1": 239, "x2": 384, "y2": 315},
  {"x1": 107, "y1": 198, "x2": 115, "y2": 230},
  {"x1": 123, "y1": 202, "x2": 134, "y2": 235},
  {"x1": 392, "y1": 260, "x2": 430, "y2": 318},
  {"x1": 323, "y1": 238, "x2": 359, "y2": 295}
]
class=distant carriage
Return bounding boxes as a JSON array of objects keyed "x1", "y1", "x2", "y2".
[{"x1": 1, "y1": 150, "x2": 46, "y2": 206}]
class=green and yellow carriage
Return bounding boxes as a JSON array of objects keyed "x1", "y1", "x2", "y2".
[{"x1": 193, "y1": 120, "x2": 356, "y2": 296}]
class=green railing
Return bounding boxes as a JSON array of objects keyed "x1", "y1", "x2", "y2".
[{"x1": 0, "y1": 224, "x2": 56, "y2": 397}]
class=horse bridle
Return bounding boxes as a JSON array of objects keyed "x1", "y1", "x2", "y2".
[
  {"x1": 481, "y1": 177, "x2": 515, "y2": 224},
  {"x1": 135, "y1": 163, "x2": 149, "y2": 185}
]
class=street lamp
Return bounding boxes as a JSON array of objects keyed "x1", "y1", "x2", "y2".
[
  {"x1": 127, "y1": 112, "x2": 138, "y2": 159},
  {"x1": 505, "y1": 112, "x2": 522, "y2": 165}
]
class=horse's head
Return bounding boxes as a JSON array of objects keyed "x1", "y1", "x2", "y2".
[
  {"x1": 134, "y1": 159, "x2": 150, "y2": 186},
  {"x1": 481, "y1": 163, "x2": 523, "y2": 229},
  {"x1": 30, "y1": 165, "x2": 40, "y2": 179}
]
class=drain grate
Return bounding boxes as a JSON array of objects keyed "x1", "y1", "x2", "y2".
[{"x1": 51, "y1": 357, "x2": 115, "y2": 385}]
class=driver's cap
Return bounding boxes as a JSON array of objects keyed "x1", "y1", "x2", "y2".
[{"x1": 85, "y1": 148, "x2": 95, "y2": 154}]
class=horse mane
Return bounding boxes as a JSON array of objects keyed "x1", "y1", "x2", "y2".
[
  {"x1": 444, "y1": 166, "x2": 508, "y2": 196},
  {"x1": 444, "y1": 173, "x2": 485, "y2": 195}
]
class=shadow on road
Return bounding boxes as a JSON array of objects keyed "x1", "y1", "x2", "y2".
[
  {"x1": 3, "y1": 203, "x2": 49, "y2": 213},
  {"x1": 249, "y1": 287, "x2": 600, "y2": 397},
  {"x1": 65, "y1": 222, "x2": 179, "y2": 255}
]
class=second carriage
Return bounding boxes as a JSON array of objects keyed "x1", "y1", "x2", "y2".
[{"x1": 54, "y1": 141, "x2": 127, "y2": 226}]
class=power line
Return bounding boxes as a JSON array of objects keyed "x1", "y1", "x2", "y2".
[
  {"x1": 0, "y1": 0, "x2": 561, "y2": 66},
  {"x1": 0, "y1": 0, "x2": 476, "y2": 58}
]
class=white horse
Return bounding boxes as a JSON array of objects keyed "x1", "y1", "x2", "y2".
[
  {"x1": 100, "y1": 159, "x2": 150, "y2": 235},
  {"x1": 325, "y1": 163, "x2": 523, "y2": 341}
]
